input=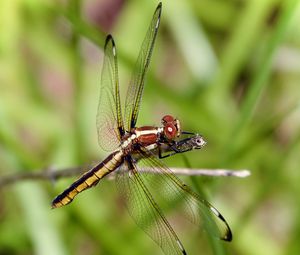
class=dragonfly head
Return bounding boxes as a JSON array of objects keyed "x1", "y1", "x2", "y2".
[
  {"x1": 190, "y1": 134, "x2": 207, "y2": 149},
  {"x1": 161, "y1": 115, "x2": 181, "y2": 140}
]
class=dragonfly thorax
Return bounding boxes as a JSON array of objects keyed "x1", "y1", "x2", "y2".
[
  {"x1": 133, "y1": 127, "x2": 162, "y2": 147},
  {"x1": 119, "y1": 127, "x2": 161, "y2": 155},
  {"x1": 118, "y1": 133, "x2": 138, "y2": 156},
  {"x1": 120, "y1": 115, "x2": 181, "y2": 155}
]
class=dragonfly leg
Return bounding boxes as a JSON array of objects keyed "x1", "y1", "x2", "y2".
[{"x1": 158, "y1": 142, "x2": 181, "y2": 159}]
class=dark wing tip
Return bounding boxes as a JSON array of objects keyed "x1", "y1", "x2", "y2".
[
  {"x1": 156, "y1": 2, "x2": 162, "y2": 20},
  {"x1": 222, "y1": 228, "x2": 233, "y2": 242},
  {"x1": 153, "y1": 3, "x2": 162, "y2": 32},
  {"x1": 218, "y1": 212, "x2": 233, "y2": 242},
  {"x1": 219, "y1": 219, "x2": 233, "y2": 241},
  {"x1": 104, "y1": 34, "x2": 116, "y2": 49}
]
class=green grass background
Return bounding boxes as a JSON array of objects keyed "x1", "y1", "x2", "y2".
[{"x1": 1, "y1": 0, "x2": 300, "y2": 254}]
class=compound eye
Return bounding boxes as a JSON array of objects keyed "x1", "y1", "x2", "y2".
[
  {"x1": 162, "y1": 115, "x2": 174, "y2": 124},
  {"x1": 164, "y1": 123, "x2": 177, "y2": 140}
]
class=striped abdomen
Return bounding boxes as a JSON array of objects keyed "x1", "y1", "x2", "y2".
[{"x1": 52, "y1": 150, "x2": 124, "y2": 208}]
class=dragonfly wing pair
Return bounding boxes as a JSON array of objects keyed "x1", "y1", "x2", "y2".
[
  {"x1": 97, "y1": 3, "x2": 161, "y2": 151},
  {"x1": 116, "y1": 150, "x2": 231, "y2": 255}
]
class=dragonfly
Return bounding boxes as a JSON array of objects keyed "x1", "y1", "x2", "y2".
[{"x1": 52, "y1": 2, "x2": 232, "y2": 254}]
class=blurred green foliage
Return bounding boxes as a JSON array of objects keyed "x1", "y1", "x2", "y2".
[{"x1": 1, "y1": 0, "x2": 300, "y2": 254}]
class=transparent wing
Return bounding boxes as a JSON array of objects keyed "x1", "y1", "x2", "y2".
[
  {"x1": 116, "y1": 157, "x2": 187, "y2": 255},
  {"x1": 124, "y1": 3, "x2": 162, "y2": 130},
  {"x1": 97, "y1": 35, "x2": 124, "y2": 151},
  {"x1": 134, "y1": 149, "x2": 233, "y2": 242}
]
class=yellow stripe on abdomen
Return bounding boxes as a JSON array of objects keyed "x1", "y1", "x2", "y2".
[{"x1": 52, "y1": 150, "x2": 123, "y2": 208}]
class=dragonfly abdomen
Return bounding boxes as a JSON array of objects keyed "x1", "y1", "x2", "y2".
[{"x1": 52, "y1": 150, "x2": 124, "y2": 208}]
